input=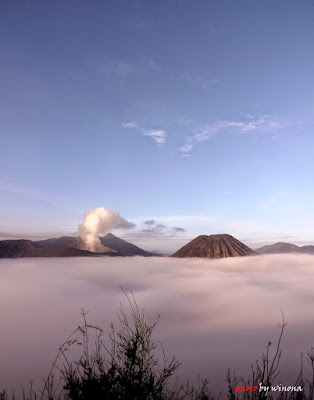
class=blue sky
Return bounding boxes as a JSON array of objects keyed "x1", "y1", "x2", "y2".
[{"x1": 1, "y1": 0, "x2": 314, "y2": 252}]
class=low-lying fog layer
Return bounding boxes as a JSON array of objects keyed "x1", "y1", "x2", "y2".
[{"x1": 0, "y1": 255, "x2": 314, "y2": 394}]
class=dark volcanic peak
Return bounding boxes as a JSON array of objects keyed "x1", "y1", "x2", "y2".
[
  {"x1": 172, "y1": 234, "x2": 257, "y2": 258},
  {"x1": 99, "y1": 233, "x2": 156, "y2": 256},
  {"x1": 256, "y1": 242, "x2": 314, "y2": 255}
]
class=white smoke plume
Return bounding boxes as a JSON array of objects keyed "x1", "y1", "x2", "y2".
[{"x1": 78, "y1": 207, "x2": 135, "y2": 251}]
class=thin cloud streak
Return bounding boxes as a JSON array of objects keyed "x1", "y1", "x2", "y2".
[
  {"x1": 122, "y1": 121, "x2": 138, "y2": 128},
  {"x1": 179, "y1": 114, "x2": 282, "y2": 155},
  {"x1": 128, "y1": 219, "x2": 186, "y2": 241},
  {"x1": 122, "y1": 122, "x2": 167, "y2": 147}
]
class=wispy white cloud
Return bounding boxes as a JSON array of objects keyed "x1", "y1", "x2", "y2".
[
  {"x1": 141, "y1": 219, "x2": 185, "y2": 236},
  {"x1": 143, "y1": 129, "x2": 166, "y2": 146},
  {"x1": 122, "y1": 121, "x2": 138, "y2": 128},
  {"x1": 179, "y1": 143, "x2": 193, "y2": 153},
  {"x1": 122, "y1": 122, "x2": 167, "y2": 147},
  {"x1": 179, "y1": 114, "x2": 281, "y2": 155},
  {"x1": 124, "y1": 219, "x2": 186, "y2": 244}
]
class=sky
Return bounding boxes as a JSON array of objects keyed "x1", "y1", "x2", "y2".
[{"x1": 1, "y1": 1, "x2": 314, "y2": 252}]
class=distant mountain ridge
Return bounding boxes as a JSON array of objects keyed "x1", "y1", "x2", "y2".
[
  {"x1": 172, "y1": 234, "x2": 257, "y2": 258},
  {"x1": 0, "y1": 233, "x2": 156, "y2": 258},
  {"x1": 256, "y1": 242, "x2": 314, "y2": 255},
  {"x1": 3, "y1": 234, "x2": 314, "y2": 259},
  {"x1": 0, "y1": 240, "x2": 99, "y2": 258}
]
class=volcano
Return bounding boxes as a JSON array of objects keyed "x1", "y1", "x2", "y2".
[
  {"x1": 0, "y1": 233, "x2": 156, "y2": 258},
  {"x1": 35, "y1": 233, "x2": 156, "y2": 256},
  {"x1": 172, "y1": 234, "x2": 257, "y2": 258}
]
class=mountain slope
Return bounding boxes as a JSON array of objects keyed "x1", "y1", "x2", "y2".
[
  {"x1": 0, "y1": 240, "x2": 99, "y2": 258},
  {"x1": 0, "y1": 234, "x2": 154, "y2": 258},
  {"x1": 99, "y1": 233, "x2": 156, "y2": 256},
  {"x1": 256, "y1": 242, "x2": 299, "y2": 254},
  {"x1": 36, "y1": 234, "x2": 154, "y2": 256},
  {"x1": 172, "y1": 234, "x2": 257, "y2": 258},
  {"x1": 298, "y1": 245, "x2": 314, "y2": 254},
  {"x1": 35, "y1": 236, "x2": 116, "y2": 254},
  {"x1": 256, "y1": 242, "x2": 314, "y2": 255}
]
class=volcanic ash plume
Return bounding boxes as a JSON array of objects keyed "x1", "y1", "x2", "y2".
[{"x1": 78, "y1": 207, "x2": 135, "y2": 252}]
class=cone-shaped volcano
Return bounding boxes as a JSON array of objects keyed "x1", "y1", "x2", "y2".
[{"x1": 172, "y1": 234, "x2": 257, "y2": 258}]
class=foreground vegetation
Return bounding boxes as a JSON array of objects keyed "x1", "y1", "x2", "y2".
[{"x1": 1, "y1": 293, "x2": 313, "y2": 400}]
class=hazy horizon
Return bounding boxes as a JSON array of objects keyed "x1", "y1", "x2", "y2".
[{"x1": 1, "y1": 230, "x2": 314, "y2": 256}]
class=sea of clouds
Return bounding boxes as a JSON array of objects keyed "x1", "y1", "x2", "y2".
[{"x1": 1, "y1": 254, "x2": 314, "y2": 395}]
